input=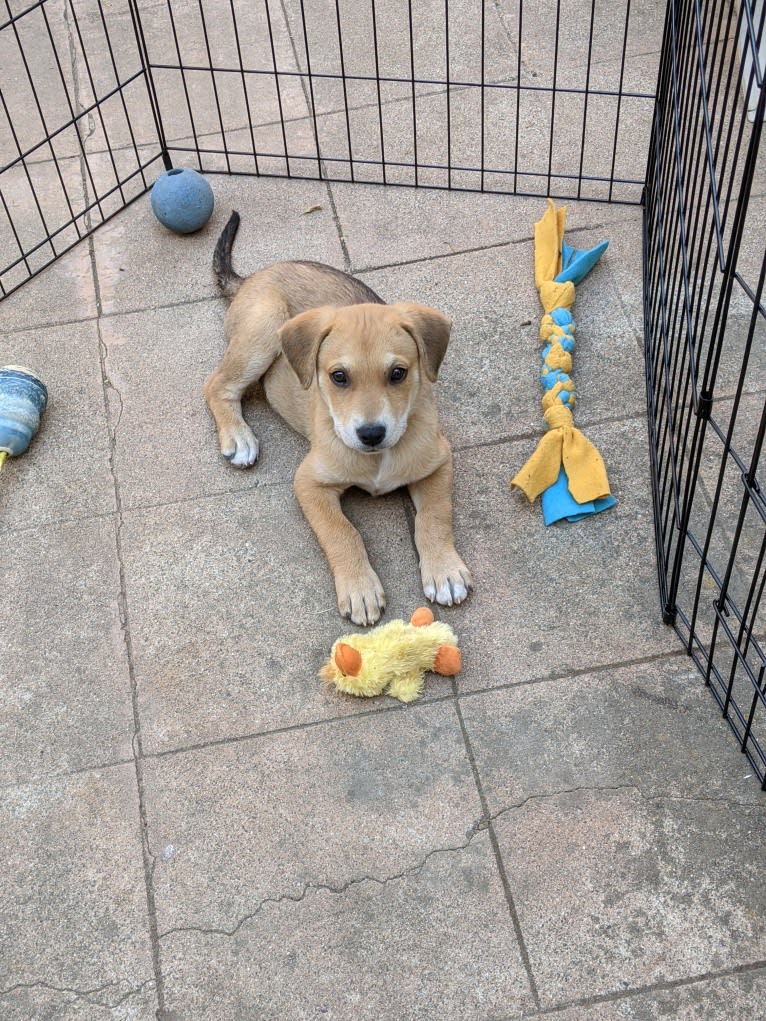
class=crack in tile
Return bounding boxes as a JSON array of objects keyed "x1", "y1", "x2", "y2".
[
  {"x1": 157, "y1": 786, "x2": 738, "y2": 988},
  {"x1": 158, "y1": 827, "x2": 490, "y2": 941},
  {"x1": 0, "y1": 977, "x2": 155, "y2": 1009},
  {"x1": 100, "y1": 338, "x2": 124, "y2": 443},
  {"x1": 485, "y1": 783, "x2": 766, "y2": 821},
  {"x1": 105, "y1": 378, "x2": 124, "y2": 442},
  {"x1": 94, "y1": 309, "x2": 166, "y2": 1008},
  {"x1": 486, "y1": 783, "x2": 643, "y2": 821}
]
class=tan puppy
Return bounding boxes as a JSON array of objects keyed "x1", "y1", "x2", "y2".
[{"x1": 204, "y1": 211, "x2": 472, "y2": 626}]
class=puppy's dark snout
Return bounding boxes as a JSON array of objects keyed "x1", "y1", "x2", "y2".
[{"x1": 357, "y1": 423, "x2": 387, "y2": 448}]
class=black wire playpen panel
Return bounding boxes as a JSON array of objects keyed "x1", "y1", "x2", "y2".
[
  {"x1": 2, "y1": 1, "x2": 766, "y2": 785},
  {"x1": 644, "y1": 0, "x2": 766, "y2": 786},
  {"x1": 1, "y1": 0, "x2": 657, "y2": 298}
]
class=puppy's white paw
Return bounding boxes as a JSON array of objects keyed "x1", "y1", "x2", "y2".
[
  {"x1": 336, "y1": 570, "x2": 386, "y2": 627},
  {"x1": 422, "y1": 558, "x2": 473, "y2": 607},
  {"x1": 220, "y1": 425, "x2": 259, "y2": 468}
]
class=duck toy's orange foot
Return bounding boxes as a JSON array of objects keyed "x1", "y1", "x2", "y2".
[{"x1": 320, "y1": 607, "x2": 462, "y2": 703}]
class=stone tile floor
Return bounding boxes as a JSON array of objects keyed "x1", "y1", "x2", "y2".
[{"x1": 2, "y1": 172, "x2": 765, "y2": 1021}]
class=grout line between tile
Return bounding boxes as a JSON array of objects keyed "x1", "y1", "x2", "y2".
[
  {"x1": 0, "y1": 756, "x2": 137, "y2": 793},
  {"x1": 95, "y1": 314, "x2": 167, "y2": 1014},
  {"x1": 0, "y1": 647, "x2": 696, "y2": 790},
  {"x1": 352, "y1": 218, "x2": 638, "y2": 277},
  {"x1": 60, "y1": 19, "x2": 163, "y2": 1005},
  {"x1": 354, "y1": 235, "x2": 530, "y2": 276},
  {"x1": 2, "y1": 398, "x2": 651, "y2": 543},
  {"x1": 142, "y1": 693, "x2": 456, "y2": 762},
  {"x1": 324, "y1": 180, "x2": 352, "y2": 273},
  {"x1": 1, "y1": 207, "x2": 641, "y2": 332},
  {"x1": 62, "y1": 0, "x2": 102, "y2": 321},
  {"x1": 140, "y1": 647, "x2": 689, "y2": 763},
  {"x1": 2, "y1": 312, "x2": 100, "y2": 336},
  {"x1": 452, "y1": 682, "x2": 541, "y2": 1009},
  {"x1": 0, "y1": 477, "x2": 292, "y2": 540},
  {"x1": 518, "y1": 958, "x2": 766, "y2": 1018},
  {"x1": 450, "y1": 408, "x2": 651, "y2": 455},
  {"x1": 455, "y1": 645, "x2": 689, "y2": 701},
  {"x1": 276, "y1": 0, "x2": 354, "y2": 274}
]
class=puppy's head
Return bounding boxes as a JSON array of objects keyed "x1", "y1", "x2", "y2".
[{"x1": 279, "y1": 302, "x2": 451, "y2": 453}]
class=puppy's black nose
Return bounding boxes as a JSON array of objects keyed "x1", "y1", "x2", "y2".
[{"x1": 357, "y1": 423, "x2": 386, "y2": 448}]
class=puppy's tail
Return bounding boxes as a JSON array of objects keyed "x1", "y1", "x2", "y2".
[{"x1": 213, "y1": 210, "x2": 244, "y2": 297}]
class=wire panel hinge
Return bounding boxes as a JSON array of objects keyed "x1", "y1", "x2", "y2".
[{"x1": 698, "y1": 391, "x2": 713, "y2": 421}]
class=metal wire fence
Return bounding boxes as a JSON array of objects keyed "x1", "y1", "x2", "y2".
[
  {"x1": 2, "y1": 0, "x2": 765, "y2": 784},
  {"x1": 644, "y1": 0, "x2": 766, "y2": 786},
  {"x1": 1, "y1": 0, "x2": 659, "y2": 298}
]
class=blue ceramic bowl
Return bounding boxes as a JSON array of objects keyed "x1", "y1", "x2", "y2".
[{"x1": 0, "y1": 366, "x2": 48, "y2": 456}]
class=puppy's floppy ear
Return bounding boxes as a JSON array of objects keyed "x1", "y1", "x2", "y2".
[
  {"x1": 279, "y1": 306, "x2": 336, "y2": 389},
  {"x1": 393, "y1": 302, "x2": 452, "y2": 382}
]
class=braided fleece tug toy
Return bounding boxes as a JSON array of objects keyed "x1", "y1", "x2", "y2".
[
  {"x1": 511, "y1": 199, "x2": 617, "y2": 525},
  {"x1": 320, "y1": 607, "x2": 461, "y2": 703}
]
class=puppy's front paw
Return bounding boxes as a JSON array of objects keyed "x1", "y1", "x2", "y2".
[
  {"x1": 219, "y1": 424, "x2": 259, "y2": 468},
  {"x1": 336, "y1": 570, "x2": 386, "y2": 627},
  {"x1": 422, "y1": 556, "x2": 473, "y2": 607}
]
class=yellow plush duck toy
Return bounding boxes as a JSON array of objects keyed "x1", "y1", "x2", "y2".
[{"x1": 320, "y1": 607, "x2": 462, "y2": 703}]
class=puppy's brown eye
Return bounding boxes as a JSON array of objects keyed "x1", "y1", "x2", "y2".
[
  {"x1": 330, "y1": 369, "x2": 349, "y2": 387},
  {"x1": 389, "y1": 366, "x2": 408, "y2": 384}
]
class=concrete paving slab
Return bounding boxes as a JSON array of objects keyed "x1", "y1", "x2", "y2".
[
  {"x1": 450, "y1": 419, "x2": 677, "y2": 692},
  {"x1": 698, "y1": 309, "x2": 766, "y2": 404},
  {"x1": 0, "y1": 142, "x2": 162, "y2": 307},
  {"x1": 460, "y1": 657, "x2": 764, "y2": 808},
  {"x1": 597, "y1": 206, "x2": 646, "y2": 334},
  {"x1": 1, "y1": 233, "x2": 96, "y2": 322},
  {"x1": 40, "y1": 0, "x2": 309, "y2": 162},
  {"x1": 494, "y1": 0, "x2": 665, "y2": 89},
  {"x1": 0, "y1": 986, "x2": 157, "y2": 1021},
  {"x1": 697, "y1": 393, "x2": 766, "y2": 607},
  {"x1": 737, "y1": 187, "x2": 766, "y2": 294},
  {"x1": 99, "y1": 299, "x2": 308, "y2": 509},
  {"x1": 82, "y1": 80, "x2": 163, "y2": 168},
  {"x1": 148, "y1": 68, "x2": 310, "y2": 166},
  {"x1": 158, "y1": 831, "x2": 534, "y2": 1021},
  {"x1": 331, "y1": 180, "x2": 639, "y2": 271},
  {"x1": 510, "y1": 87, "x2": 654, "y2": 204},
  {"x1": 300, "y1": 85, "x2": 529, "y2": 194},
  {"x1": 120, "y1": 484, "x2": 432, "y2": 755},
  {"x1": 0, "y1": 319, "x2": 114, "y2": 533},
  {"x1": 145, "y1": 706, "x2": 488, "y2": 943},
  {"x1": 283, "y1": 0, "x2": 520, "y2": 87},
  {"x1": 144, "y1": 704, "x2": 482, "y2": 930},
  {"x1": 0, "y1": 765, "x2": 156, "y2": 1018},
  {"x1": 91, "y1": 175, "x2": 342, "y2": 315},
  {"x1": 62, "y1": 5, "x2": 152, "y2": 155},
  {"x1": 277, "y1": 0, "x2": 660, "y2": 206},
  {"x1": 667, "y1": 391, "x2": 765, "y2": 744},
  {"x1": 0, "y1": 517, "x2": 133, "y2": 784},
  {"x1": 77, "y1": 144, "x2": 166, "y2": 226},
  {"x1": 493, "y1": 786, "x2": 766, "y2": 1008}
]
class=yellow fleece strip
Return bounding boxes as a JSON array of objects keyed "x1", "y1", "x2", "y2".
[{"x1": 511, "y1": 199, "x2": 612, "y2": 506}]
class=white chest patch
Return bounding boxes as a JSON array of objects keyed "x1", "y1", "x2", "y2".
[{"x1": 360, "y1": 451, "x2": 402, "y2": 497}]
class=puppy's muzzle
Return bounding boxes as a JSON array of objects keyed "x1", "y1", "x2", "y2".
[{"x1": 356, "y1": 423, "x2": 387, "y2": 449}]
